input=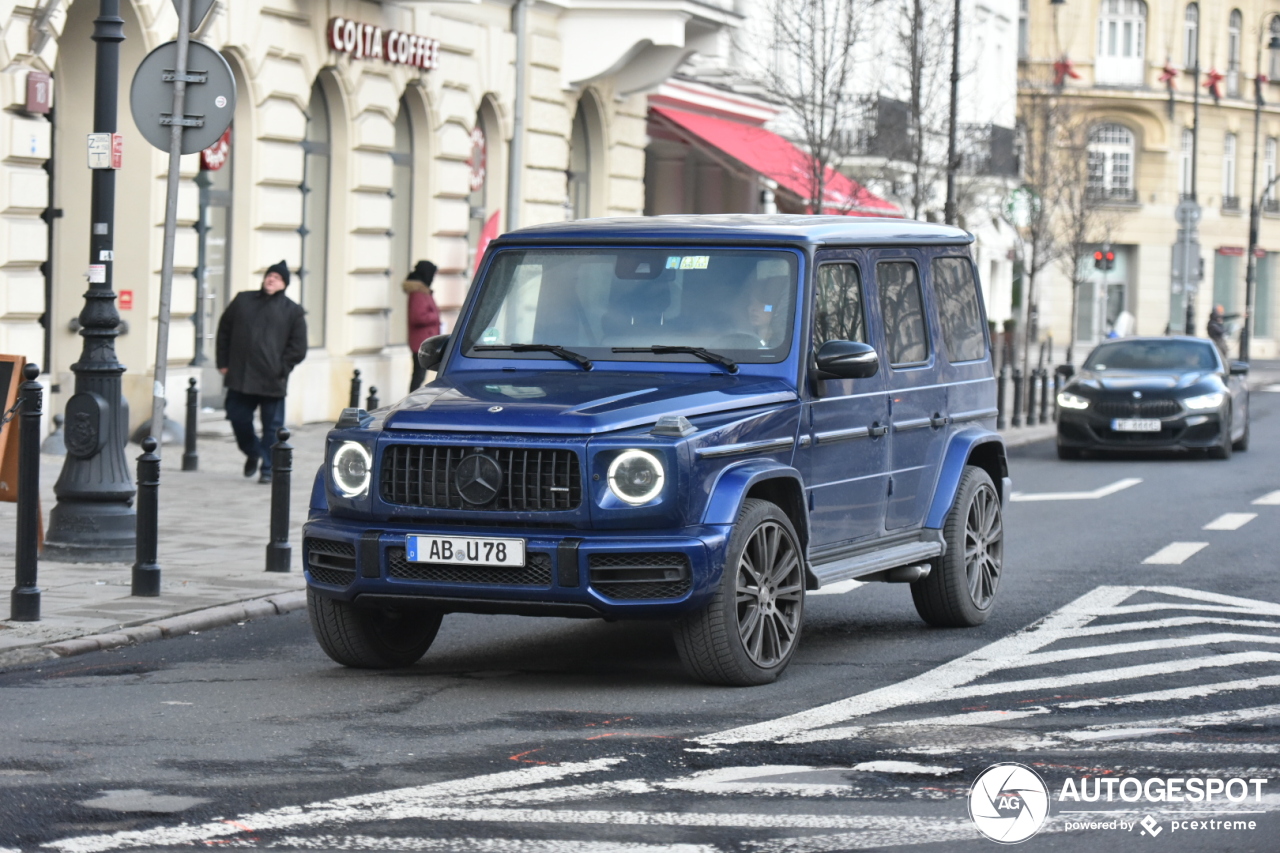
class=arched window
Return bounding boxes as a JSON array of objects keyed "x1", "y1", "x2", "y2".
[
  {"x1": 1086, "y1": 123, "x2": 1135, "y2": 201},
  {"x1": 1180, "y1": 127, "x2": 1194, "y2": 198},
  {"x1": 1096, "y1": 0, "x2": 1147, "y2": 86},
  {"x1": 299, "y1": 81, "x2": 330, "y2": 348},
  {"x1": 1184, "y1": 4, "x2": 1200, "y2": 70},
  {"x1": 1228, "y1": 10, "x2": 1242, "y2": 97},
  {"x1": 389, "y1": 98, "x2": 413, "y2": 345},
  {"x1": 568, "y1": 104, "x2": 592, "y2": 219},
  {"x1": 1269, "y1": 17, "x2": 1280, "y2": 81},
  {"x1": 1223, "y1": 133, "x2": 1238, "y2": 208},
  {"x1": 1265, "y1": 137, "x2": 1277, "y2": 210}
]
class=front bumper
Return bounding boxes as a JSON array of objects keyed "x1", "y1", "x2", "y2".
[
  {"x1": 301, "y1": 515, "x2": 730, "y2": 619},
  {"x1": 1057, "y1": 408, "x2": 1225, "y2": 449}
]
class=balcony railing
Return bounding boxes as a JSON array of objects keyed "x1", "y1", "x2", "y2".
[
  {"x1": 1264, "y1": 198, "x2": 1280, "y2": 213},
  {"x1": 1086, "y1": 187, "x2": 1138, "y2": 203},
  {"x1": 1223, "y1": 196, "x2": 1242, "y2": 212}
]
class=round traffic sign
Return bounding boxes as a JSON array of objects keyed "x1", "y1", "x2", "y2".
[{"x1": 130, "y1": 40, "x2": 236, "y2": 155}]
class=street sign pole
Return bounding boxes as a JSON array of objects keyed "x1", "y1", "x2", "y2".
[{"x1": 149, "y1": 0, "x2": 193, "y2": 447}]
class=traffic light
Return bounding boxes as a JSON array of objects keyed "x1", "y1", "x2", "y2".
[{"x1": 1093, "y1": 247, "x2": 1116, "y2": 271}]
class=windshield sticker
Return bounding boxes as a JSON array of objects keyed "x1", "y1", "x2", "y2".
[
  {"x1": 665, "y1": 256, "x2": 680, "y2": 269},
  {"x1": 480, "y1": 327, "x2": 501, "y2": 343},
  {"x1": 666, "y1": 255, "x2": 709, "y2": 270}
]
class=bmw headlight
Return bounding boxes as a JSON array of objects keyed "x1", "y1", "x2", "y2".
[
  {"x1": 332, "y1": 441, "x2": 372, "y2": 498},
  {"x1": 1183, "y1": 391, "x2": 1225, "y2": 410},
  {"x1": 607, "y1": 450, "x2": 665, "y2": 505},
  {"x1": 1057, "y1": 391, "x2": 1090, "y2": 410}
]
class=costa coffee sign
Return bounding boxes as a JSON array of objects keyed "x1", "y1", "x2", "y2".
[{"x1": 327, "y1": 17, "x2": 439, "y2": 70}]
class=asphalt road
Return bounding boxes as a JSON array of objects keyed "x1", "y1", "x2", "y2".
[{"x1": 4, "y1": 390, "x2": 1280, "y2": 853}]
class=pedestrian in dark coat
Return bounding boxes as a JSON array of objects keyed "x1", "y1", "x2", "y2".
[
  {"x1": 1208, "y1": 304, "x2": 1230, "y2": 359},
  {"x1": 403, "y1": 260, "x2": 440, "y2": 392},
  {"x1": 216, "y1": 260, "x2": 308, "y2": 483}
]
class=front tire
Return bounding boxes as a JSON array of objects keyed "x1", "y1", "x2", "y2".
[
  {"x1": 1208, "y1": 407, "x2": 1233, "y2": 460},
  {"x1": 1233, "y1": 400, "x2": 1250, "y2": 452},
  {"x1": 674, "y1": 498, "x2": 805, "y2": 686},
  {"x1": 308, "y1": 589, "x2": 442, "y2": 668},
  {"x1": 912, "y1": 466, "x2": 1003, "y2": 628},
  {"x1": 1056, "y1": 442, "x2": 1083, "y2": 460}
]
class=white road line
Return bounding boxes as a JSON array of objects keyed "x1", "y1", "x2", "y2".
[
  {"x1": 1010, "y1": 477, "x2": 1142, "y2": 502},
  {"x1": 251, "y1": 840, "x2": 717, "y2": 853},
  {"x1": 1057, "y1": 674, "x2": 1280, "y2": 709},
  {"x1": 43, "y1": 760, "x2": 623, "y2": 853},
  {"x1": 1261, "y1": 383, "x2": 1280, "y2": 392},
  {"x1": 1142, "y1": 542, "x2": 1209, "y2": 564},
  {"x1": 1204, "y1": 512, "x2": 1258, "y2": 530},
  {"x1": 700, "y1": 585, "x2": 1280, "y2": 746},
  {"x1": 1254, "y1": 490, "x2": 1280, "y2": 505}
]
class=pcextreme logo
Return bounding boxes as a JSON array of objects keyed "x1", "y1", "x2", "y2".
[{"x1": 968, "y1": 762, "x2": 1051, "y2": 844}]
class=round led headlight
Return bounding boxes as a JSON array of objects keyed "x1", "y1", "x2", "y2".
[
  {"x1": 607, "y1": 450, "x2": 665, "y2": 506},
  {"x1": 332, "y1": 441, "x2": 372, "y2": 498}
]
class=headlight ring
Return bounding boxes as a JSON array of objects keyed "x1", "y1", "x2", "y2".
[
  {"x1": 1183, "y1": 391, "x2": 1225, "y2": 411},
  {"x1": 1057, "y1": 391, "x2": 1090, "y2": 410},
  {"x1": 332, "y1": 441, "x2": 373, "y2": 498},
  {"x1": 606, "y1": 450, "x2": 665, "y2": 506}
]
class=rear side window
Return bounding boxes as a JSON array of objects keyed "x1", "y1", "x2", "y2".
[
  {"x1": 876, "y1": 261, "x2": 929, "y2": 365},
  {"x1": 932, "y1": 257, "x2": 987, "y2": 362},
  {"x1": 814, "y1": 263, "x2": 865, "y2": 347}
]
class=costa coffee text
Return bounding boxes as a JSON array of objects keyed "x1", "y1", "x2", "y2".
[{"x1": 327, "y1": 17, "x2": 439, "y2": 70}]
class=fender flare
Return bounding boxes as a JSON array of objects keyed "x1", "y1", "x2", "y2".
[
  {"x1": 924, "y1": 429, "x2": 1008, "y2": 529},
  {"x1": 702, "y1": 460, "x2": 809, "y2": 544}
]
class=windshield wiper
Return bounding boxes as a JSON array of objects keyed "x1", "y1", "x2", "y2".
[
  {"x1": 473, "y1": 343, "x2": 593, "y2": 370},
  {"x1": 612, "y1": 345, "x2": 738, "y2": 374}
]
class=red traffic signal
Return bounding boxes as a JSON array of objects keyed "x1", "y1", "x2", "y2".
[
  {"x1": 1093, "y1": 250, "x2": 1105, "y2": 269},
  {"x1": 1093, "y1": 248, "x2": 1116, "y2": 271}
]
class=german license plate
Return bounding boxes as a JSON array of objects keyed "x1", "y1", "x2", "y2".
[
  {"x1": 1111, "y1": 418, "x2": 1162, "y2": 432},
  {"x1": 406, "y1": 535, "x2": 525, "y2": 567}
]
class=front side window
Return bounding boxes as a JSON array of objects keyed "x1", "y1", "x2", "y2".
[
  {"x1": 461, "y1": 249, "x2": 798, "y2": 365},
  {"x1": 1096, "y1": 0, "x2": 1147, "y2": 86},
  {"x1": 877, "y1": 261, "x2": 929, "y2": 366},
  {"x1": 814, "y1": 263, "x2": 865, "y2": 348},
  {"x1": 1087, "y1": 123, "x2": 1135, "y2": 200},
  {"x1": 932, "y1": 257, "x2": 987, "y2": 362}
]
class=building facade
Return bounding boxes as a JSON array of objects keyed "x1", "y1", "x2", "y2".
[
  {"x1": 0, "y1": 0, "x2": 739, "y2": 431},
  {"x1": 1021, "y1": 0, "x2": 1280, "y2": 357}
]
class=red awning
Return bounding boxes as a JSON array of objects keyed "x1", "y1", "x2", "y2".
[{"x1": 650, "y1": 106, "x2": 900, "y2": 217}]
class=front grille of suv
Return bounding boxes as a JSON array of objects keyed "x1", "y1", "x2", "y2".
[
  {"x1": 387, "y1": 547, "x2": 553, "y2": 586},
  {"x1": 306, "y1": 539, "x2": 357, "y2": 587},
  {"x1": 380, "y1": 445, "x2": 582, "y2": 511},
  {"x1": 589, "y1": 552, "x2": 692, "y2": 600},
  {"x1": 1094, "y1": 399, "x2": 1182, "y2": 418}
]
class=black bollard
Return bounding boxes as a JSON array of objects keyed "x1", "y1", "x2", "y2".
[
  {"x1": 1025, "y1": 368, "x2": 1039, "y2": 426},
  {"x1": 1052, "y1": 371, "x2": 1063, "y2": 422},
  {"x1": 265, "y1": 427, "x2": 292, "y2": 573},
  {"x1": 132, "y1": 437, "x2": 161, "y2": 597},
  {"x1": 996, "y1": 363, "x2": 1009, "y2": 430},
  {"x1": 348, "y1": 369, "x2": 362, "y2": 409},
  {"x1": 10, "y1": 363, "x2": 42, "y2": 621},
  {"x1": 182, "y1": 377, "x2": 198, "y2": 472},
  {"x1": 1011, "y1": 368, "x2": 1024, "y2": 428},
  {"x1": 1038, "y1": 369, "x2": 1051, "y2": 424},
  {"x1": 366, "y1": 386, "x2": 379, "y2": 410}
]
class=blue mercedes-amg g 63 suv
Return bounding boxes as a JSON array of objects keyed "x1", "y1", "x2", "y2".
[{"x1": 304, "y1": 215, "x2": 1009, "y2": 685}]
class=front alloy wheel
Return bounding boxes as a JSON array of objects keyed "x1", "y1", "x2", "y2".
[{"x1": 675, "y1": 498, "x2": 805, "y2": 685}]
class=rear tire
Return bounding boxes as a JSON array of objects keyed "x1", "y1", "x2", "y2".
[
  {"x1": 308, "y1": 589, "x2": 442, "y2": 668},
  {"x1": 1056, "y1": 443, "x2": 1083, "y2": 460},
  {"x1": 674, "y1": 498, "x2": 805, "y2": 686},
  {"x1": 912, "y1": 466, "x2": 1002, "y2": 628}
]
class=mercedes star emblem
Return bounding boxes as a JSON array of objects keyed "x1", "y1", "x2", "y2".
[
  {"x1": 455, "y1": 453, "x2": 503, "y2": 505},
  {"x1": 489, "y1": 405, "x2": 503, "y2": 412}
]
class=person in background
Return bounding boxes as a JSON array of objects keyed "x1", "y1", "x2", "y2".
[
  {"x1": 404, "y1": 260, "x2": 440, "y2": 392},
  {"x1": 216, "y1": 260, "x2": 308, "y2": 484},
  {"x1": 1207, "y1": 304, "x2": 1241, "y2": 359}
]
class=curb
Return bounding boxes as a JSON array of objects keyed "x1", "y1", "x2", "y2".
[{"x1": 0, "y1": 590, "x2": 307, "y2": 669}]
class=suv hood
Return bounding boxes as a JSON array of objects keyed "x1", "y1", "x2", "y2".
[{"x1": 383, "y1": 370, "x2": 798, "y2": 434}]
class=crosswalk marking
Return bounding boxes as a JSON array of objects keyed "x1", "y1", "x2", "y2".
[
  {"x1": 1010, "y1": 477, "x2": 1141, "y2": 502},
  {"x1": 1142, "y1": 541, "x2": 1208, "y2": 564},
  {"x1": 1254, "y1": 490, "x2": 1280, "y2": 506},
  {"x1": 1203, "y1": 512, "x2": 1257, "y2": 530}
]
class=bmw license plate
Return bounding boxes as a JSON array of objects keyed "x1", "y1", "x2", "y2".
[
  {"x1": 406, "y1": 535, "x2": 526, "y2": 567},
  {"x1": 1111, "y1": 418, "x2": 1162, "y2": 432}
]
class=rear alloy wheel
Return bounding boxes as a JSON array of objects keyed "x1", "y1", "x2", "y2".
[
  {"x1": 308, "y1": 589, "x2": 442, "y2": 668},
  {"x1": 674, "y1": 498, "x2": 805, "y2": 686},
  {"x1": 912, "y1": 466, "x2": 1003, "y2": 627}
]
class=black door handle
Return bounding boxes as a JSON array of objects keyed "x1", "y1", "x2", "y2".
[
  {"x1": 930, "y1": 413, "x2": 949, "y2": 429},
  {"x1": 869, "y1": 422, "x2": 888, "y2": 437}
]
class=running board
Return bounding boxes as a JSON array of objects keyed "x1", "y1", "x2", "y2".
[{"x1": 809, "y1": 541, "x2": 943, "y2": 587}]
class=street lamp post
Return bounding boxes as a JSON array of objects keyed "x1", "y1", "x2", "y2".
[
  {"x1": 943, "y1": 0, "x2": 961, "y2": 225},
  {"x1": 43, "y1": 0, "x2": 136, "y2": 563},
  {"x1": 1243, "y1": 26, "x2": 1280, "y2": 362}
]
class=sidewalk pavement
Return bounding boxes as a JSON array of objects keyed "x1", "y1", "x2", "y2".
[{"x1": 2, "y1": 363, "x2": 1276, "y2": 668}]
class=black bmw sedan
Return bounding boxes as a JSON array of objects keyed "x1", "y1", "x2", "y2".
[{"x1": 1055, "y1": 337, "x2": 1250, "y2": 459}]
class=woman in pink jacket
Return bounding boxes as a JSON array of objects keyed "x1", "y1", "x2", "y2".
[{"x1": 403, "y1": 260, "x2": 440, "y2": 391}]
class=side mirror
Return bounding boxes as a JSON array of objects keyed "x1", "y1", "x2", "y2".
[
  {"x1": 1230, "y1": 361, "x2": 1249, "y2": 376},
  {"x1": 813, "y1": 340, "x2": 880, "y2": 380},
  {"x1": 1056, "y1": 363, "x2": 1076, "y2": 379},
  {"x1": 416, "y1": 334, "x2": 450, "y2": 372}
]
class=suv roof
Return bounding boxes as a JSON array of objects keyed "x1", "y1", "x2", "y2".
[{"x1": 495, "y1": 214, "x2": 974, "y2": 248}]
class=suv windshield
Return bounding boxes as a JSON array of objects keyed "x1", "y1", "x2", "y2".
[
  {"x1": 460, "y1": 248, "x2": 798, "y2": 366},
  {"x1": 1083, "y1": 340, "x2": 1219, "y2": 372}
]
